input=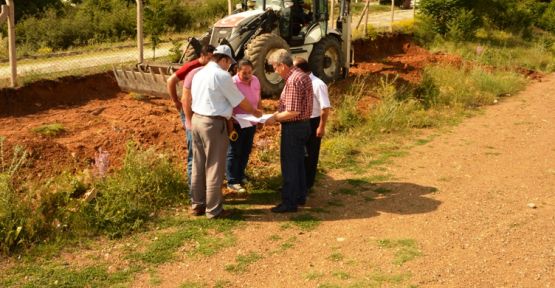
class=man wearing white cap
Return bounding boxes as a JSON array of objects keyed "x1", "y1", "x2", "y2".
[{"x1": 190, "y1": 45, "x2": 263, "y2": 219}]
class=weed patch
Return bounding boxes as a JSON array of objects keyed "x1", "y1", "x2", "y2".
[
  {"x1": 32, "y1": 123, "x2": 66, "y2": 137},
  {"x1": 304, "y1": 270, "x2": 324, "y2": 280},
  {"x1": 328, "y1": 252, "x2": 344, "y2": 262},
  {"x1": 377, "y1": 238, "x2": 422, "y2": 265},
  {"x1": 1, "y1": 262, "x2": 139, "y2": 288},
  {"x1": 224, "y1": 251, "x2": 263, "y2": 274},
  {"x1": 91, "y1": 142, "x2": 188, "y2": 238},
  {"x1": 290, "y1": 214, "x2": 321, "y2": 231},
  {"x1": 332, "y1": 270, "x2": 351, "y2": 280}
]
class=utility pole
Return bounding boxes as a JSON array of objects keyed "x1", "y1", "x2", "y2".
[
  {"x1": 136, "y1": 0, "x2": 144, "y2": 63},
  {"x1": 364, "y1": 0, "x2": 369, "y2": 37},
  {"x1": 330, "y1": 0, "x2": 334, "y2": 29},
  {"x1": 390, "y1": 0, "x2": 395, "y2": 32},
  {"x1": 228, "y1": 0, "x2": 233, "y2": 15},
  {"x1": 0, "y1": 1, "x2": 16, "y2": 87}
]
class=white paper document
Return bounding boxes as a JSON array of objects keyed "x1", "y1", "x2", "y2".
[{"x1": 233, "y1": 114, "x2": 274, "y2": 128}]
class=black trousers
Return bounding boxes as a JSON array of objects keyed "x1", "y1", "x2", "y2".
[
  {"x1": 280, "y1": 120, "x2": 311, "y2": 209},
  {"x1": 305, "y1": 117, "x2": 321, "y2": 190}
]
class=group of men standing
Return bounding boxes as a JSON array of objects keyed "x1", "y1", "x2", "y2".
[{"x1": 167, "y1": 44, "x2": 330, "y2": 219}]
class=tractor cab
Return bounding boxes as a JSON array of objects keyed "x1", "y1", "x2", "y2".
[{"x1": 245, "y1": 0, "x2": 330, "y2": 46}]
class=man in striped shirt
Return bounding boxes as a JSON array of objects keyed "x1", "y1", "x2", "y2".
[{"x1": 267, "y1": 49, "x2": 313, "y2": 213}]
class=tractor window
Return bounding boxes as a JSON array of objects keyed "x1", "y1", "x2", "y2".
[{"x1": 255, "y1": 0, "x2": 283, "y2": 11}]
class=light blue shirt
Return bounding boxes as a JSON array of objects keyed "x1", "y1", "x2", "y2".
[{"x1": 191, "y1": 61, "x2": 245, "y2": 119}]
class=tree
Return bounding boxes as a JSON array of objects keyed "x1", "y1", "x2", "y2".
[{"x1": 144, "y1": 0, "x2": 167, "y2": 59}]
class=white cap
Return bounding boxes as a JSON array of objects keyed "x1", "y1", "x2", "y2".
[{"x1": 214, "y1": 45, "x2": 236, "y2": 64}]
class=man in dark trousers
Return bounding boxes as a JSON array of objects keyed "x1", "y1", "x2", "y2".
[
  {"x1": 266, "y1": 49, "x2": 313, "y2": 213},
  {"x1": 293, "y1": 57, "x2": 331, "y2": 194}
]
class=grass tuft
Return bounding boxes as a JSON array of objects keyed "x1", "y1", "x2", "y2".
[
  {"x1": 290, "y1": 213, "x2": 321, "y2": 231},
  {"x1": 377, "y1": 238, "x2": 422, "y2": 265},
  {"x1": 32, "y1": 123, "x2": 66, "y2": 137},
  {"x1": 224, "y1": 251, "x2": 263, "y2": 274}
]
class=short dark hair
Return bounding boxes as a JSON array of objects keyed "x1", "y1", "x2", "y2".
[
  {"x1": 237, "y1": 59, "x2": 253, "y2": 69},
  {"x1": 293, "y1": 56, "x2": 311, "y2": 73},
  {"x1": 200, "y1": 45, "x2": 215, "y2": 56}
]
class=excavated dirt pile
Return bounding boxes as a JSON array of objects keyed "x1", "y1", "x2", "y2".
[{"x1": 0, "y1": 34, "x2": 449, "y2": 179}]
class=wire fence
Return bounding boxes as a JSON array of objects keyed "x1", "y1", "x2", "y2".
[{"x1": 0, "y1": 0, "x2": 418, "y2": 89}]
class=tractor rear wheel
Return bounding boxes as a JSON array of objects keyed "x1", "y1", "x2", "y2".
[
  {"x1": 245, "y1": 33, "x2": 290, "y2": 97},
  {"x1": 309, "y1": 36, "x2": 343, "y2": 84}
]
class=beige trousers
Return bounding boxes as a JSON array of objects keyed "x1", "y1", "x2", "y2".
[{"x1": 190, "y1": 114, "x2": 229, "y2": 218}]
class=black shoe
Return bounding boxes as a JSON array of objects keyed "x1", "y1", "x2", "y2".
[
  {"x1": 270, "y1": 204, "x2": 297, "y2": 213},
  {"x1": 189, "y1": 208, "x2": 205, "y2": 216}
]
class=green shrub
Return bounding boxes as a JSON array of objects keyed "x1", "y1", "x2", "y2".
[
  {"x1": 91, "y1": 142, "x2": 187, "y2": 238},
  {"x1": 0, "y1": 139, "x2": 33, "y2": 254},
  {"x1": 446, "y1": 8, "x2": 478, "y2": 41},
  {"x1": 367, "y1": 87, "x2": 429, "y2": 133},
  {"x1": 423, "y1": 65, "x2": 526, "y2": 109},
  {"x1": 538, "y1": 2, "x2": 555, "y2": 33},
  {"x1": 418, "y1": 0, "x2": 471, "y2": 36},
  {"x1": 329, "y1": 77, "x2": 366, "y2": 133}
]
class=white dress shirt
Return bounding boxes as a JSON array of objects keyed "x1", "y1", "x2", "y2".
[
  {"x1": 309, "y1": 73, "x2": 331, "y2": 118},
  {"x1": 191, "y1": 61, "x2": 245, "y2": 119}
]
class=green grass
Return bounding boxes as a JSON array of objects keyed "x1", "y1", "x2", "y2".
[
  {"x1": 429, "y1": 32, "x2": 555, "y2": 73},
  {"x1": 128, "y1": 218, "x2": 239, "y2": 267},
  {"x1": 346, "y1": 178, "x2": 372, "y2": 187},
  {"x1": 289, "y1": 214, "x2": 321, "y2": 231},
  {"x1": 374, "y1": 187, "x2": 392, "y2": 195},
  {"x1": 1, "y1": 217, "x2": 242, "y2": 287},
  {"x1": 328, "y1": 252, "x2": 344, "y2": 262},
  {"x1": 224, "y1": 251, "x2": 263, "y2": 274},
  {"x1": 180, "y1": 281, "x2": 207, "y2": 288},
  {"x1": 214, "y1": 280, "x2": 233, "y2": 288},
  {"x1": 278, "y1": 236, "x2": 297, "y2": 251},
  {"x1": 32, "y1": 123, "x2": 66, "y2": 137},
  {"x1": 321, "y1": 62, "x2": 527, "y2": 175},
  {"x1": 332, "y1": 271, "x2": 351, "y2": 280},
  {"x1": 335, "y1": 188, "x2": 358, "y2": 196},
  {"x1": 304, "y1": 270, "x2": 325, "y2": 280},
  {"x1": 1, "y1": 262, "x2": 140, "y2": 288},
  {"x1": 364, "y1": 196, "x2": 375, "y2": 202},
  {"x1": 377, "y1": 238, "x2": 422, "y2": 265},
  {"x1": 326, "y1": 200, "x2": 345, "y2": 207},
  {"x1": 268, "y1": 234, "x2": 282, "y2": 241},
  {"x1": 415, "y1": 137, "x2": 433, "y2": 145},
  {"x1": 308, "y1": 207, "x2": 331, "y2": 214}
]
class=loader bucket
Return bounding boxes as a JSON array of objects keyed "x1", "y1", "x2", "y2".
[{"x1": 112, "y1": 63, "x2": 181, "y2": 98}]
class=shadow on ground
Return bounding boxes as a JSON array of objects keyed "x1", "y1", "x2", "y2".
[{"x1": 224, "y1": 173, "x2": 441, "y2": 222}]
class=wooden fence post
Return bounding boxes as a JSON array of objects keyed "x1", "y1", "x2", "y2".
[
  {"x1": 136, "y1": 0, "x2": 144, "y2": 63},
  {"x1": 1, "y1": 1, "x2": 16, "y2": 87}
]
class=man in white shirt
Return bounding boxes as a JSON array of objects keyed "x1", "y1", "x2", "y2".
[
  {"x1": 190, "y1": 45, "x2": 262, "y2": 219},
  {"x1": 293, "y1": 57, "x2": 331, "y2": 195}
]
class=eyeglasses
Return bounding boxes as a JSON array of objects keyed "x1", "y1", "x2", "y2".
[{"x1": 272, "y1": 63, "x2": 281, "y2": 72}]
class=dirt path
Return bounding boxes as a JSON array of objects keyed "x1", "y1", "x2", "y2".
[{"x1": 126, "y1": 74, "x2": 555, "y2": 287}]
